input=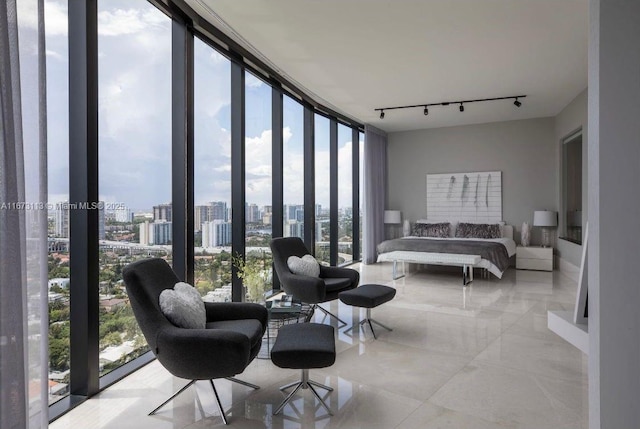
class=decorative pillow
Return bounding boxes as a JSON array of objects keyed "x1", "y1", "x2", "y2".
[
  {"x1": 159, "y1": 282, "x2": 206, "y2": 329},
  {"x1": 287, "y1": 254, "x2": 320, "y2": 277},
  {"x1": 455, "y1": 222, "x2": 502, "y2": 239},
  {"x1": 412, "y1": 222, "x2": 450, "y2": 238}
]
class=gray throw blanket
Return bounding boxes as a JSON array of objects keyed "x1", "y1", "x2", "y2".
[{"x1": 377, "y1": 238, "x2": 510, "y2": 272}]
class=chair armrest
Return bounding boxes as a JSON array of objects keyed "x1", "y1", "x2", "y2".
[
  {"x1": 320, "y1": 265, "x2": 360, "y2": 284},
  {"x1": 204, "y1": 302, "x2": 268, "y2": 330},
  {"x1": 277, "y1": 271, "x2": 326, "y2": 303},
  {"x1": 155, "y1": 325, "x2": 251, "y2": 380}
]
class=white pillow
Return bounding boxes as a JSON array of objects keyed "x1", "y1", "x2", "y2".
[
  {"x1": 159, "y1": 282, "x2": 206, "y2": 329},
  {"x1": 287, "y1": 254, "x2": 320, "y2": 277}
]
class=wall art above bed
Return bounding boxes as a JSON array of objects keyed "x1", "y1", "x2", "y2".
[{"x1": 426, "y1": 171, "x2": 502, "y2": 223}]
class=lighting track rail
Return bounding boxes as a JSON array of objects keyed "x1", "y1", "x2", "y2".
[{"x1": 375, "y1": 94, "x2": 526, "y2": 119}]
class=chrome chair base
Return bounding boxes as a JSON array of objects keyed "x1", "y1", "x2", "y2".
[
  {"x1": 273, "y1": 369, "x2": 333, "y2": 416},
  {"x1": 344, "y1": 308, "x2": 393, "y2": 339},
  {"x1": 149, "y1": 377, "x2": 259, "y2": 425}
]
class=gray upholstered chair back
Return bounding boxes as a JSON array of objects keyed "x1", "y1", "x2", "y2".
[
  {"x1": 271, "y1": 237, "x2": 309, "y2": 276},
  {"x1": 122, "y1": 258, "x2": 180, "y2": 354}
]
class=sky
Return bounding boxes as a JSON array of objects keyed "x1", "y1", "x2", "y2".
[{"x1": 42, "y1": 0, "x2": 361, "y2": 212}]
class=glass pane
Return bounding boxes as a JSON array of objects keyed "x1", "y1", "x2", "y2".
[
  {"x1": 194, "y1": 38, "x2": 232, "y2": 303},
  {"x1": 283, "y1": 96, "x2": 304, "y2": 241},
  {"x1": 98, "y1": 0, "x2": 171, "y2": 377},
  {"x1": 359, "y1": 131, "x2": 364, "y2": 259},
  {"x1": 562, "y1": 133, "x2": 583, "y2": 244},
  {"x1": 314, "y1": 115, "x2": 330, "y2": 265},
  {"x1": 244, "y1": 72, "x2": 273, "y2": 302},
  {"x1": 45, "y1": 0, "x2": 71, "y2": 405},
  {"x1": 338, "y1": 125, "x2": 353, "y2": 264}
]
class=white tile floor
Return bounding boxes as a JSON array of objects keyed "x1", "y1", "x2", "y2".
[{"x1": 50, "y1": 263, "x2": 588, "y2": 429}]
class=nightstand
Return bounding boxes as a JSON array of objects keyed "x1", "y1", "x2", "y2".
[{"x1": 516, "y1": 246, "x2": 553, "y2": 271}]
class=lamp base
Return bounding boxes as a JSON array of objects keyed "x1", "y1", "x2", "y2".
[{"x1": 541, "y1": 228, "x2": 551, "y2": 248}]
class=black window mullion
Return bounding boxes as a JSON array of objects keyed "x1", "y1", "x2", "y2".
[
  {"x1": 329, "y1": 120, "x2": 338, "y2": 266},
  {"x1": 272, "y1": 87, "x2": 284, "y2": 289},
  {"x1": 171, "y1": 19, "x2": 194, "y2": 282},
  {"x1": 230, "y1": 63, "x2": 245, "y2": 302},
  {"x1": 68, "y1": 0, "x2": 99, "y2": 399},
  {"x1": 352, "y1": 127, "x2": 360, "y2": 261},
  {"x1": 303, "y1": 107, "x2": 315, "y2": 252}
]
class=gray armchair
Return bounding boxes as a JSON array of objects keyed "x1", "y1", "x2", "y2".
[
  {"x1": 270, "y1": 237, "x2": 359, "y2": 325},
  {"x1": 122, "y1": 258, "x2": 268, "y2": 425}
]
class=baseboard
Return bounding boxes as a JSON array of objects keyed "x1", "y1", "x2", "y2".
[{"x1": 557, "y1": 257, "x2": 579, "y2": 282}]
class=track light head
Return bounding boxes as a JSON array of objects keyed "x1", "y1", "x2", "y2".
[
  {"x1": 514, "y1": 98, "x2": 522, "y2": 107},
  {"x1": 423, "y1": 106, "x2": 429, "y2": 116},
  {"x1": 459, "y1": 103, "x2": 464, "y2": 112},
  {"x1": 380, "y1": 110, "x2": 385, "y2": 119}
]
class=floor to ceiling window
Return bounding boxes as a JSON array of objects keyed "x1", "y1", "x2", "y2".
[
  {"x1": 97, "y1": 0, "x2": 171, "y2": 377},
  {"x1": 194, "y1": 38, "x2": 233, "y2": 302},
  {"x1": 359, "y1": 131, "x2": 365, "y2": 259},
  {"x1": 282, "y1": 96, "x2": 304, "y2": 241},
  {"x1": 314, "y1": 115, "x2": 331, "y2": 264},
  {"x1": 244, "y1": 72, "x2": 273, "y2": 302},
  {"x1": 43, "y1": 0, "x2": 362, "y2": 418},
  {"x1": 45, "y1": 0, "x2": 70, "y2": 405},
  {"x1": 338, "y1": 124, "x2": 353, "y2": 264}
]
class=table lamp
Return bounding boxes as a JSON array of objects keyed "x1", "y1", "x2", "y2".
[
  {"x1": 384, "y1": 210, "x2": 402, "y2": 239},
  {"x1": 533, "y1": 210, "x2": 557, "y2": 248}
]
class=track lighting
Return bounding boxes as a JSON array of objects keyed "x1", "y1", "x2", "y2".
[{"x1": 375, "y1": 94, "x2": 525, "y2": 119}]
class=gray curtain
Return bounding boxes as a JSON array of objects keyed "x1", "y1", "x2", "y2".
[
  {"x1": 1, "y1": 0, "x2": 48, "y2": 427},
  {"x1": 362, "y1": 124, "x2": 387, "y2": 264}
]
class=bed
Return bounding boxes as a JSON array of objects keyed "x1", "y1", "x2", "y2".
[{"x1": 376, "y1": 222, "x2": 517, "y2": 282}]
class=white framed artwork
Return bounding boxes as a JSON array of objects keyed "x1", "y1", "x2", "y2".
[{"x1": 426, "y1": 171, "x2": 502, "y2": 222}]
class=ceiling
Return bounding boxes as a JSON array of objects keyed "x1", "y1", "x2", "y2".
[{"x1": 186, "y1": 0, "x2": 588, "y2": 133}]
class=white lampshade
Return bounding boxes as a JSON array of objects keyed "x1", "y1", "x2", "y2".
[
  {"x1": 384, "y1": 210, "x2": 402, "y2": 224},
  {"x1": 533, "y1": 210, "x2": 558, "y2": 227}
]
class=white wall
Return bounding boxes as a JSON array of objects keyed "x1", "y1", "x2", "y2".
[
  {"x1": 387, "y1": 118, "x2": 556, "y2": 246},
  {"x1": 589, "y1": 1, "x2": 640, "y2": 427},
  {"x1": 555, "y1": 89, "x2": 588, "y2": 268}
]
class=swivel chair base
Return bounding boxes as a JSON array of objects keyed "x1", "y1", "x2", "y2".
[{"x1": 274, "y1": 369, "x2": 333, "y2": 416}]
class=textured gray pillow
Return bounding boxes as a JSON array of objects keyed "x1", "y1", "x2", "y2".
[
  {"x1": 287, "y1": 254, "x2": 320, "y2": 277},
  {"x1": 159, "y1": 282, "x2": 206, "y2": 329}
]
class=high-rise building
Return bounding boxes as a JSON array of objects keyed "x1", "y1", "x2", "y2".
[
  {"x1": 246, "y1": 203, "x2": 260, "y2": 223},
  {"x1": 98, "y1": 204, "x2": 105, "y2": 239},
  {"x1": 54, "y1": 203, "x2": 69, "y2": 238},
  {"x1": 211, "y1": 201, "x2": 227, "y2": 221},
  {"x1": 139, "y1": 221, "x2": 150, "y2": 245},
  {"x1": 114, "y1": 206, "x2": 133, "y2": 223},
  {"x1": 285, "y1": 219, "x2": 303, "y2": 239},
  {"x1": 194, "y1": 205, "x2": 209, "y2": 232},
  {"x1": 153, "y1": 203, "x2": 172, "y2": 222},
  {"x1": 151, "y1": 221, "x2": 172, "y2": 245},
  {"x1": 201, "y1": 220, "x2": 231, "y2": 247}
]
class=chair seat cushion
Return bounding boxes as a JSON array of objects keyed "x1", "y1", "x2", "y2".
[
  {"x1": 206, "y1": 319, "x2": 264, "y2": 349},
  {"x1": 339, "y1": 284, "x2": 396, "y2": 308},
  {"x1": 271, "y1": 323, "x2": 335, "y2": 369},
  {"x1": 323, "y1": 277, "x2": 353, "y2": 292}
]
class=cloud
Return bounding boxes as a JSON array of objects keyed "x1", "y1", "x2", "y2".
[
  {"x1": 46, "y1": 49, "x2": 63, "y2": 60},
  {"x1": 98, "y1": 7, "x2": 167, "y2": 37},
  {"x1": 245, "y1": 73, "x2": 265, "y2": 88},
  {"x1": 44, "y1": 0, "x2": 68, "y2": 36}
]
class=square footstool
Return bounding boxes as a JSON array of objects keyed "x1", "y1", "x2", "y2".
[
  {"x1": 339, "y1": 284, "x2": 396, "y2": 339},
  {"x1": 270, "y1": 323, "x2": 336, "y2": 416}
]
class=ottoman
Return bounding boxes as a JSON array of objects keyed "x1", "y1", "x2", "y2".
[
  {"x1": 339, "y1": 284, "x2": 396, "y2": 339},
  {"x1": 270, "y1": 323, "x2": 336, "y2": 415}
]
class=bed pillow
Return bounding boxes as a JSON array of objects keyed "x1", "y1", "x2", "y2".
[
  {"x1": 159, "y1": 282, "x2": 206, "y2": 329},
  {"x1": 412, "y1": 222, "x2": 450, "y2": 238},
  {"x1": 455, "y1": 222, "x2": 502, "y2": 239},
  {"x1": 287, "y1": 254, "x2": 320, "y2": 277}
]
